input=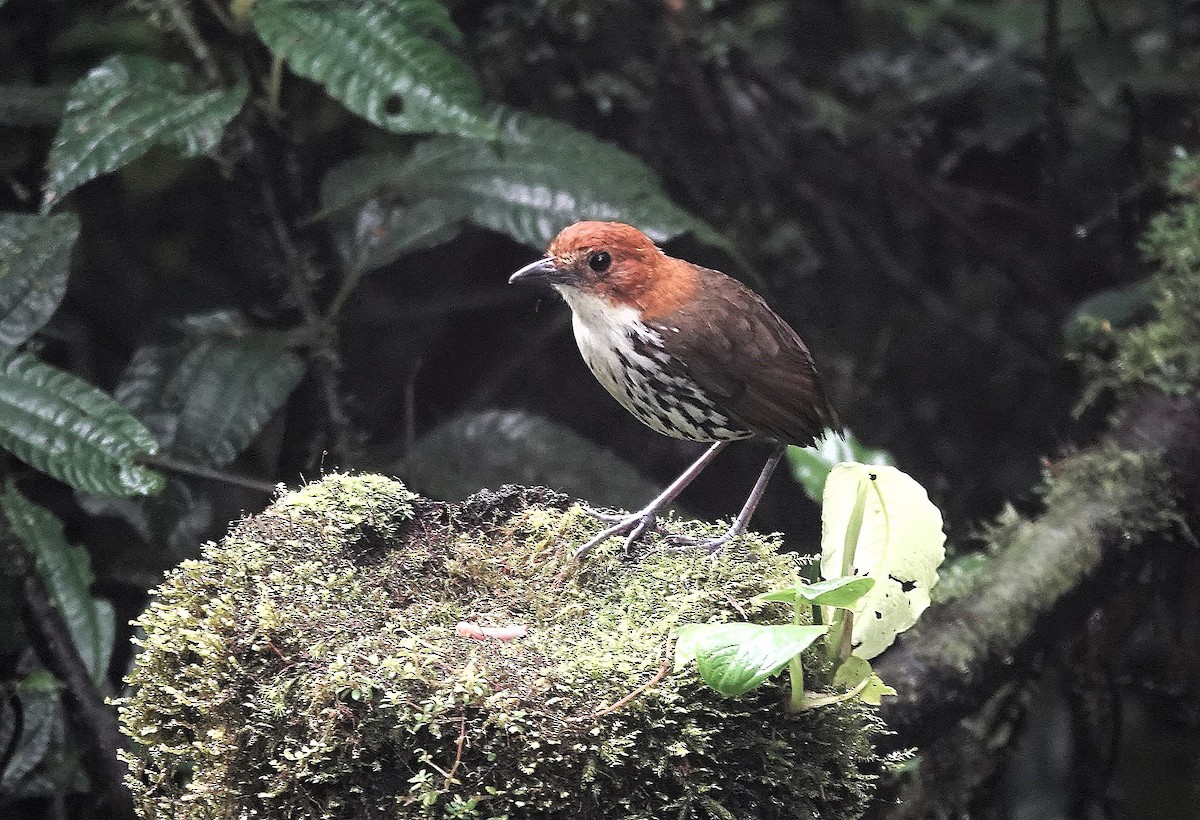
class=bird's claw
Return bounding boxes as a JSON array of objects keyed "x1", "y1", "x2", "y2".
[
  {"x1": 662, "y1": 530, "x2": 737, "y2": 554},
  {"x1": 574, "y1": 511, "x2": 659, "y2": 559},
  {"x1": 583, "y1": 506, "x2": 628, "y2": 524}
]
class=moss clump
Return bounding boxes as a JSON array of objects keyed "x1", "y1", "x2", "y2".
[
  {"x1": 1081, "y1": 154, "x2": 1200, "y2": 405},
  {"x1": 121, "y1": 474, "x2": 883, "y2": 820}
]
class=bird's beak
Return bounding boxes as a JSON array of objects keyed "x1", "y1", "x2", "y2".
[{"x1": 508, "y1": 256, "x2": 559, "y2": 287}]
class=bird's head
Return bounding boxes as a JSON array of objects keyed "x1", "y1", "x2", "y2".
[{"x1": 508, "y1": 221, "x2": 695, "y2": 319}]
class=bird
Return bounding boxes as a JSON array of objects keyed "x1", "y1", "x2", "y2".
[{"x1": 508, "y1": 221, "x2": 841, "y2": 557}]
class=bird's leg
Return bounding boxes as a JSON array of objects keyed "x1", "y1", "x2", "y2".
[
  {"x1": 667, "y1": 444, "x2": 788, "y2": 553},
  {"x1": 574, "y1": 441, "x2": 729, "y2": 559}
]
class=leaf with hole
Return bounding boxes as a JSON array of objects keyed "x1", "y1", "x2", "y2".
[
  {"x1": 115, "y1": 311, "x2": 305, "y2": 466},
  {"x1": 43, "y1": 54, "x2": 247, "y2": 210},
  {"x1": 319, "y1": 106, "x2": 734, "y2": 271},
  {"x1": 1, "y1": 484, "x2": 114, "y2": 681},
  {"x1": 251, "y1": 0, "x2": 493, "y2": 139},
  {"x1": 0, "y1": 351, "x2": 163, "y2": 496},
  {"x1": 675, "y1": 623, "x2": 826, "y2": 698},
  {"x1": 0, "y1": 212, "x2": 78, "y2": 349},
  {"x1": 820, "y1": 462, "x2": 946, "y2": 659}
]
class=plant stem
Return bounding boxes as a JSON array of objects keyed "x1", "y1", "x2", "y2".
[
  {"x1": 826, "y1": 473, "x2": 869, "y2": 661},
  {"x1": 788, "y1": 598, "x2": 806, "y2": 711}
]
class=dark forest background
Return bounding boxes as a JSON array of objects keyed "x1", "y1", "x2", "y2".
[{"x1": 1, "y1": 0, "x2": 1199, "y2": 818}]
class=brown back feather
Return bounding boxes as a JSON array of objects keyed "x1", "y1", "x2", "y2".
[{"x1": 649, "y1": 265, "x2": 841, "y2": 446}]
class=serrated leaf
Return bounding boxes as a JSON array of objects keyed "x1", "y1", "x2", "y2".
[
  {"x1": 0, "y1": 485, "x2": 114, "y2": 681},
  {"x1": 787, "y1": 429, "x2": 894, "y2": 502},
  {"x1": 43, "y1": 54, "x2": 248, "y2": 210},
  {"x1": 0, "y1": 212, "x2": 78, "y2": 349},
  {"x1": 755, "y1": 576, "x2": 877, "y2": 609},
  {"x1": 115, "y1": 311, "x2": 304, "y2": 466},
  {"x1": 675, "y1": 623, "x2": 826, "y2": 698},
  {"x1": 319, "y1": 106, "x2": 733, "y2": 271},
  {"x1": 0, "y1": 352, "x2": 163, "y2": 496},
  {"x1": 820, "y1": 463, "x2": 946, "y2": 659},
  {"x1": 251, "y1": 0, "x2": 493, "y2": 139}
]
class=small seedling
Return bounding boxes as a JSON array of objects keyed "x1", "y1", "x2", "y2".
[{"x1": 674, "y1": 458, "x2": 945, "y2": 711}]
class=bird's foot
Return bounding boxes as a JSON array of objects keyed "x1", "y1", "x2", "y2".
[
  {"x1": 662, "y1": 525, "x2": 743, "y2": 554},
  {"x1": 583, "y1": 506, "x2": 629, "y2": 524},
  {"x1": 574, "y1": 511, "x2": 659, "y2": 559}
]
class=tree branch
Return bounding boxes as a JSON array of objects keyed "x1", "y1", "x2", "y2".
[{"x1": 875, "y1": 392, "x2": 1200, "y2": 746}]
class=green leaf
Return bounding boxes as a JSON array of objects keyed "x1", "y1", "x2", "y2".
[
  {"x1": 820, "y1": 463, "x2": 946, "y2": 659},
  {"x1": 0, "y1": 484, "x2": 114, "y2": 681},
  {"x1": 0, "y1": 213, "x2": 78, "y2": 349},
  {"x1": 787, "y1": 429, "x2": 893, "y2": 502},
  {"x1": 0, "y1": 352, "x2": 163, "y2": 496},
  {"x1": 675, "y1": 623, "x2": 826, "y2": 698},
  {"x1": 43, "y1": 54, "x2": 248, "y2": 210},
  {"x1": 832, "y1": 656, "x2": 872, "y2": 689},
  {"x1": 0, "y1": 683, "x2": 57, "y2": 791},
  {"x1": 115, "y1": 311, "x2": 305, "y2": 466},
  {"x1": 858, "y1": 674, "x2": 897, "y2": 706},
  {"x1": 251, "y1": 0, "x2": 493, "y2": 139},
  {"x1": 319, "y1": 106, "x2": 733, "y2": 271},
  {"x1": 756, "y1": 576, "x2": 877, "y2": 609},
  {"x1": 1063, "y1": 281, "x2": 1157, "y2": 349}
]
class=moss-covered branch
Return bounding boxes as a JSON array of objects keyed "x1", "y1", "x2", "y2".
[{"x1": 876, "y1": 393, "x2": 1196, "y2": 745}]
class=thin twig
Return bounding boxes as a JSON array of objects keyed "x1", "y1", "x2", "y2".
[
  {"x1": 142, "y1": 454, "x2": 279, "y2": 494},
  {"x1": 443, "y1": 716, "x2": 468, "y2": 789},
  {"x1": 158, "y1": 0, "x2": 222, "y2": 85},
  {"x1": 244, "y1": 133, "x2": 354, "y2": 460},
  {"x1": 589, "y1": 660, "x2": 671, "y2": 720}
]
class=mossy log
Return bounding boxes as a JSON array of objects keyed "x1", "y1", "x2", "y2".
[
  {"x1": 876, "y1": 392, "x2": 1198, "y2": 746},
  {"x1": 120, "y1": 475, "x2": 883, "y2": 820}
]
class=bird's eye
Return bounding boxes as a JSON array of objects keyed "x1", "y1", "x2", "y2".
[{"x1": 588, "y1": 251, "x2": 612, "y2": 272}]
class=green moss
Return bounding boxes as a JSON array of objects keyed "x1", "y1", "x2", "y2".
[
  {"x1": 120, "y1": 475, "x2": 883, "y2": 819},
  {"x1": 1081, "y1": 154, "x2": 1200, "y2": 405}
]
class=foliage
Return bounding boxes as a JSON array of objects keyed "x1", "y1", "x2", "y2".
[
  {"x1": 1, "y1": 0, "x2": 1199, "y2": 814},
  {"x1": 1078, "y1": 153, "x2": 1200, "y2": 405},
  {"x1": 675, "y1": 461, "x2": 945, "y2": 709},
  {"x1": 120, "y1": 476, "x2": 884, "y2": 819},
  {"x1": 0, "y1": 486, "x2": 110, "y2": 801},
  {"x1": 43, "y1": 54, "x2": 248, "y2": 210},
  {"x1": 2, "y1": 5, "x2": 729, "y2": 809}
]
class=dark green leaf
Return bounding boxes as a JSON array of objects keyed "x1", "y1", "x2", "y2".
[
  {"x1": 0, "y1": 352, "x2": 163, "y2": 496},
  {"x1": 78, "y1": 478, "x2": 214, "y2": 566},
  {"x1": 251, "y1": 0, "x2": 493, "y2": 139},
  {"x1": 0, "y1": 212, "x2": 78, "y2": 349},
  {"x1": 319, "y1": 106, "x2": 733, "y2": 271},
  {"x1": 676, "y1": 623, "x2": 826, "y2": 698},
  {"x1": 787, "y1": 429, "x2": 893, "y2": 502},
  {"x1": 0, "y1": 683, "x2": 57, "y2": 790},
  {"x1": 115, "y1": 311, "x2": 304, "y2": 466},
  {"x1": 755, "y1": 576, "x2": 876, "y2": 609},
  {"x1": 43, "y1": 54, "x2": 248, "y2": 210},
  {"x1": 1063, "y1": 281, "x2": 1157, "y2": 349},
  {"x1": 0, "y1": 485, "x2": 114, "y2": 681}
]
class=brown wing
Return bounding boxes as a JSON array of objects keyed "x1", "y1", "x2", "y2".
[{"x1": 651, "y1": 266, "x2": 841, "y2": 446}]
